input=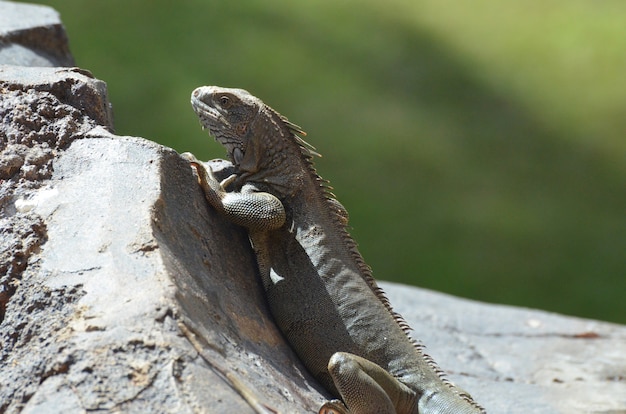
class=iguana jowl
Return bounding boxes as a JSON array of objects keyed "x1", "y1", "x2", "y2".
[{"x1": 184, "y1": 86, "x2": 485, "y2": 414}]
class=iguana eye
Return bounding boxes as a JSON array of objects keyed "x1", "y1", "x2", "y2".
[{"x1": 218, "y1": 95, "x2": 230, "y2": 107}]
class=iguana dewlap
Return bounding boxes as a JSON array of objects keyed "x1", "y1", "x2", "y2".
[{"x1": 184, "y1": 86, "x2": 485, "y2": 414}]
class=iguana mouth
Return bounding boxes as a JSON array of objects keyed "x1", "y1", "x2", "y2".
[{"x1": 191, "y1": 91, "x2": 227, "y2": 139}]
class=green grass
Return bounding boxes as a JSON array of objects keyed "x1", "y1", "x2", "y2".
[{"x1": 26, "y1": 0, "x2": 626, "y2": 323}]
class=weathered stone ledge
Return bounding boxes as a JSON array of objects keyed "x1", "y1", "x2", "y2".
[{"x1": 1, "y1": 2, "x2": 625, "y2": 413}]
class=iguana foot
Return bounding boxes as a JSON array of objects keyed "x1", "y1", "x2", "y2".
[
  {"x1": 319, "y1": 399, "x2": 350, "y2": 414},
  {"x1": 181, "y1": 152, "x2": 236, "y2": 194}
]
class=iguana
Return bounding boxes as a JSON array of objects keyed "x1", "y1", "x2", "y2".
[{"x1": 183, "y1": 86, "x2": 485, "y2": 414}]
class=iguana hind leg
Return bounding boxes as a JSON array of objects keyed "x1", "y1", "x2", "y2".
[{"x1": 320, "y1": 352, "x2": 416, "y2": 414}]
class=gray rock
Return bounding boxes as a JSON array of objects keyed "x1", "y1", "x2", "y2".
[
  {"x1": 0, "y1": 1, "x2": 74, "y2": 67},
  {"x1": 0, "y1": 65, "x2": 112, "y2": 331},
  {"x1": 382, "y1": 282, "x2": 626, "y2": 413},
  {"x1": 0, "y1": 65, "x2": 113, "y2": 129},
  {"x1": 1, "y1": 63, "x2": 326, "y2": 413},
  {"x1": 1, "y1": 2, "x2": 625, "y2": 413},
  {"x1": 1, "y1": 131, "x2": 327, "y2": 414}
]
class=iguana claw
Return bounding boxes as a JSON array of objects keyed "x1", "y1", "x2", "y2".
[
  {"x1": 319, "y1": 399, "x2": 350, "y2": 414},
  {"x1": 180, "y1": 151, "x2": 200, "y2": 164},
  {"x1": 181, "y1": 152, "x2": 225, "y2": 194}
]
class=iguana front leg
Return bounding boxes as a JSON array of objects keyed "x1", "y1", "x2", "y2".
[
  {"x1": 182, "y1": 153, "x2": 286, "y2": 231},
  {"x1": 320, "y1": 352, "x2": 416, "y2": 414}
]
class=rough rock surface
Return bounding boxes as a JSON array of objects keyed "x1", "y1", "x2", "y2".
[
  {"x1": 1, "y1": 2, "x2": 625, "y2": 413},
  {"x1": 0, "y1": 1, "x2": 74, "y2": 67},
  {"x1": 383, "y1": 284, "x2": 626, "y2": 413},
  {"x1": 0, "y1": 68, "x2": 327, "y2": 413}
]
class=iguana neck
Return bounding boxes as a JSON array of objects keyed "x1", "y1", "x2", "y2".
[{"x1": 233, "y1": 106, "x2": 310, "y2": 198}]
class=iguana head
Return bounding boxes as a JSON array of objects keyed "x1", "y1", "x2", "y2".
[
  {"x1": 191, "y1": 86, "x2": 261, "y2": 168},
  {"x1": 191, "y1": 86, "x2": 315, "y2": 194}
]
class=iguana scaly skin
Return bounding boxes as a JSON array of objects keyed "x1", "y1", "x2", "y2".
[{"x1": 184, "y1": 86, "x2": 485, "y2": 414}]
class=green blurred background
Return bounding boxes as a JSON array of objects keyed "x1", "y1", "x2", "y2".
[{"x1": 26, "y1": 0, "x2": 625, "y2": 323}]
